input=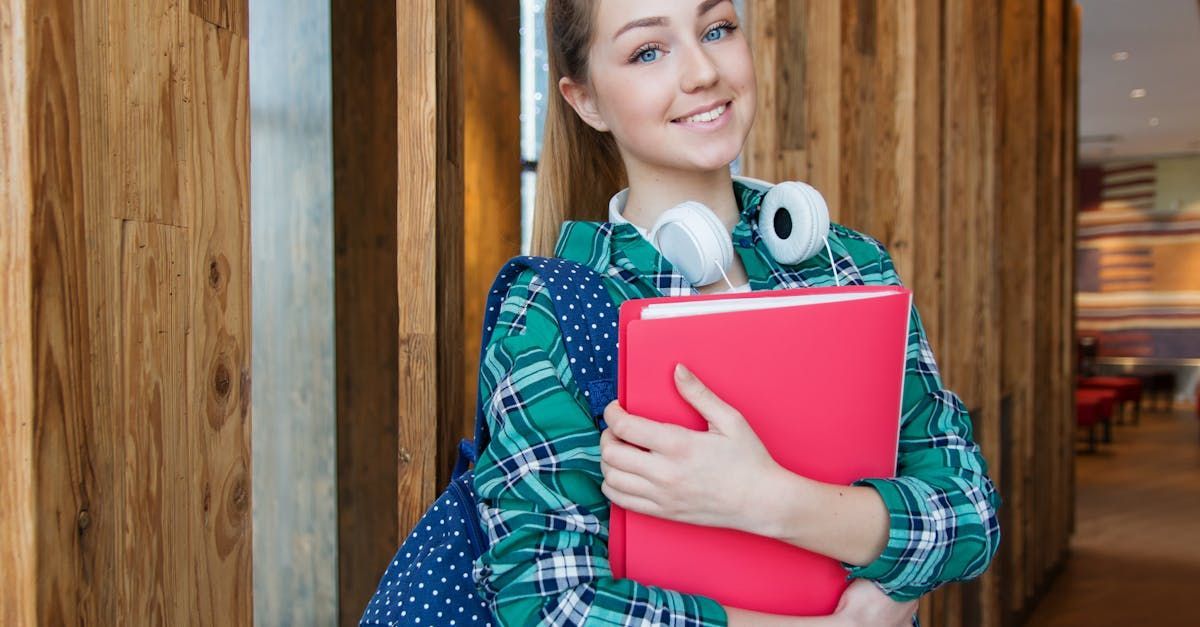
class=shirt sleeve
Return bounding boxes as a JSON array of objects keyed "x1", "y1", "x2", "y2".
[
  {"x1": 471, "y1": 270, "x2": 729, "y2": 626},
  {"x1": 842, "y1": 247, "x2": 1003, "y2": 601}
]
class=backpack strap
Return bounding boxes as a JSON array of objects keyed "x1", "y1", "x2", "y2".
[{"x1": 468, "y1": 256, "x2": 619, "y2": 466}]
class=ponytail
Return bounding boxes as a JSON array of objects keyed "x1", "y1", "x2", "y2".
[{"x1": 532, "y1": 0, "x2": 626, "y2": 256}]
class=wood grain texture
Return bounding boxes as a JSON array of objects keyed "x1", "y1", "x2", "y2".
[
  {"x1": 804, "y1": 0, "x2": 842, "y2": 205},
  {"x1": 1035, "y1": 0, "x2": 1065, "y2": 596},
  {"x1": 997, "y1": 0, "x2": 1039, "y2": 616},
  {"x1": 331, "y1": 1, "x2": 401, "y2": 622},
  {"x1": 182, "y1": 19, "x2": 253, "y2": 625},
  {"x1": 1, "y1": 0, "x2": 35, "y2": 624},
  {"x1": 118, "y1": 220, "x2": 191, "y2": 626},
  {"x1": 190, "y1": 0, "x2": 247, "y2": 36},
  {"x1": 29, "y1": 0, "x2": 116, "y2": 622},
  {"x1": 332, "y1": 0, "x2": 464, "y2": 623},
  {"x1": 941, "y1": 4, "x2": 1001, "y2": 624},
  {"x1": 463, "y1": 0, "x2": 522, "y2": 448},
  {"x1": 21, "y1": 0, "x2": 252, "y2": 623},
  {"x1": 434, "y1": 0, "x2": 466, "y2": 502}
]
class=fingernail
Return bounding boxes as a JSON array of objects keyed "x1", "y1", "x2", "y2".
[{"x1": 675, "y1": 363, "x2": 692, "y2": 381}]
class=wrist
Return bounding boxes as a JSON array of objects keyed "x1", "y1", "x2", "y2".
[{"x1": 746, "y1": 464, "x2": 814, "y2": 540}]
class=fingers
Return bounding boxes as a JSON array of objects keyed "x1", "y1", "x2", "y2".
[
  {"x1": 600, "y1": 428, "x2": 666, "y2": 478},
  {"x1": 603, "y1": 400, "x2": 690, "y2": 455},
  {"x1": 601, "y1": 480, "x2": 661, "y2": 516},
  {"x1": 673, "y1": 364, "x2": 742, "y2": 433}
]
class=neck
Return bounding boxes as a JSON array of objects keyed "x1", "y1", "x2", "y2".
[{"x1": 620, "y1": 163, "x2": 738, "y2": 233}]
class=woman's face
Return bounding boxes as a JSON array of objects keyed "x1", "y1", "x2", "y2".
[{"x1": 565, "y1": 0, "x2": 757, "y2": 174}]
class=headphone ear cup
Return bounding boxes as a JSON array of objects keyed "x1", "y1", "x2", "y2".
[
  {"x1": 650, "y1": 201, "x2": 734, "y2": 286},
  {"x1": 758, "y1": 181, "x2": 831, "y2": 265}
]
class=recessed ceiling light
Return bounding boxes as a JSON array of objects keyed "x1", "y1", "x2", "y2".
[
  {"x1": 1130, "y1": 88, "x2": 1147, "y2": 99},
  {"x1": 1112, "y1": 51, "x2": 1130, "y2": 61},
  {"x1": 1149, "y1": 117, "x2": 1160, "y2": 126}
]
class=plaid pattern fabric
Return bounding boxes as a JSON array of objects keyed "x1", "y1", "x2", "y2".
[{"x1": 471, "y1": 180, "x2": 1001, "y2": 625}]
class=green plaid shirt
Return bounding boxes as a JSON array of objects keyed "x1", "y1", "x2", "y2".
[{"x1": 471, "y1": 179, "x2": 1001, "y2": 626}]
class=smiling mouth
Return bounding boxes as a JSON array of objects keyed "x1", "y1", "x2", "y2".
[{"x1": 673, "y1": 101, "x2": 731, "y2": 124}]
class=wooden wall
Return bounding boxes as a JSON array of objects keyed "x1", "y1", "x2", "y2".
[
  {"x1": 4, "y1": 0, "x2": 253, "y2": 624},
  {"x1": 745, "y1": 1, "x2": 1080, "y2": 625},
  {"x1": 332, "y1": 0, "x2": 468, "y2": 624}
]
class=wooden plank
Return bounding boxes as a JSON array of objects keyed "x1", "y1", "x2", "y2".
[
  {"x1": 1037, "y1": 0, "x2": 1064, "y2": 590},
  {"x1": 181, "y1": 16, "x2": 253, "y2": 626},
  {"x1": 805, "y1": 0, "x2": 841, "y2": 214},
  {"x1": 0, "y1": 0, "x2": 36, "y2": 623},
  {"x1": 331, "y1": 1, "x2": 401, "y2": 622},
  {"x1": 118, "y1": 220, "x2": 192, "y2": 626},
  {"x1": 248, "y1": 0, "x2": 338, "y2": 623},
  {"x1": 997, "y1": 0, "x2": 1040, "y2": 616},
  {"x1": 434, "y1": 0, "x2": 465, "y2": 498},
  {"x1": 83, "y1": 0, "x2": 190, "y2": 228},
  {"x1": 463, "y1": 0, "x2": 522, "y2": 446},
  {"x1": 941, "y1": 1, "x2": 1001, "y2": 624},
  {"x1": 911, "y1": 0, "x2": 943, "y2": 349},
  {"x1": 1060, "y1": 0, "x2": 1081, "y2": 568},
  {"x1": 190, "y1": 0, "x2": 248, "y2": 36},
  {"x1": 745, "y1": 0, "x2": 780, "y2": 180},
  {"x1": 28, "y1": 0, "x2": 119, "y2": 623},
  {"x1": 777, "y1": 0, "x2": 807, "y2": 152}
]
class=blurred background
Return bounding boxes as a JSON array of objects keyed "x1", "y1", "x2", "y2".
[{"x1": 3, "y1": 0, "x2": 1197, "y2": 626}]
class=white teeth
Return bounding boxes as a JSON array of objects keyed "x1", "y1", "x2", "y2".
[{"x1": 681, "y1": 103, "x2": 727, "y2": 124}]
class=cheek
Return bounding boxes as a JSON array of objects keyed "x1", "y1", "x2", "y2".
[{"x1": 600, "y1": 72, "x2": 676, "y2": 133}]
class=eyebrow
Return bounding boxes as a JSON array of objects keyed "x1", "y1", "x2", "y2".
[{"x1": 611, "y1": 0, "x2": 731, "y2": 42}]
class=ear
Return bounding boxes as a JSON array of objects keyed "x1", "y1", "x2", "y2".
[{"x1": 559, "y1": 76, "x2": 610, "y2": 133}]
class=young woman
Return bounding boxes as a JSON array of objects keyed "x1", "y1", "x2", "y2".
[{"x1": 470, "y1": 1, "x2": 1001, "y2": 625}]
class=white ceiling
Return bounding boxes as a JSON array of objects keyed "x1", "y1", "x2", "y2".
[{"x1": 1077, "y1": 0, "x2": 1200, "y2": 162}]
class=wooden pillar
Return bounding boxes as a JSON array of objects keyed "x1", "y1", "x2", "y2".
[
  {"x1": 7, "y1": 0, "x2": 252, "y2": 623},
  {"x1": 332, "y1": 1, "x2": 465, "y2": 624},
  {"x1": 998, "y1": 0, "x2": 1039, "y2": 618},
  {"x1": 1, "y1": 0, "x2": 36, "y2": 623},
  {"x1": 331, "y1": 2, "x2": 401, "y2": 624}
]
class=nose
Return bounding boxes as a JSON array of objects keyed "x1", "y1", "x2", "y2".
[{"x1": 678, "y1": 41, "x2": 719, "y2": 93}]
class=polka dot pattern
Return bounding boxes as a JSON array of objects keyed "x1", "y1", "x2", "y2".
[
  {"x1": 359, "y1": 473, "x2": 493, "y2": 626},
  {"x1": 360, "y1": 255, "x2": 621, "y2": 625}
]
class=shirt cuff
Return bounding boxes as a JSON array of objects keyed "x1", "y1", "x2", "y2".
[{"x1": 839, "y1": 477, "x2": 925, "y2": 602}]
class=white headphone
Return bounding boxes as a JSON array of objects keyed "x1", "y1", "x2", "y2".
[{"x1": 608, "y1": 175, "x2": 837, "y2": 287}]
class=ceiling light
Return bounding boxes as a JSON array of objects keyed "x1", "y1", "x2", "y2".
[
  {"x1": 1149, "y1": 117, "x2": 1160, "y2": 126},
  {"x1": 1130, "y1": 88, "x2": 1147, "y2": 99},
  {"x1": 1112, "y1": 51, "x2": 1130, "y2": 61}
]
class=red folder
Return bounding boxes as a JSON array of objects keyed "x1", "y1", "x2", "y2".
[{"x1": 610, "y1": 285, "x2": 911, "y2": 616}]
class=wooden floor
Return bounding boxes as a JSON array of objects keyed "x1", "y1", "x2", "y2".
[{"x1": 1025, "y1": 406, "x2": 1200, "y2": 627}]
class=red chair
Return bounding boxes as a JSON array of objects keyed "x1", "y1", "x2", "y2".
[
  {"x1": 1076, "y1": 388, "x2": 1117, "y2": 449},
  {"x1": 1079, "y1": 376, "x2": 1143, "y2": 425}
]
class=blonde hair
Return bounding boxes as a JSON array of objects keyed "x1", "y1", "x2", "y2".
[{"x1": 532, "y1": 0, "x2": 627, "y2": 256}]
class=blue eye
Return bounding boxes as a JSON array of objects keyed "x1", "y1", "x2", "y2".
[
  {"x1": 704, "y1": 21, "x2": 737, "y2": 43},
  {"x1": 637, "y1": 48, "x2": 662, "y2": 63}
]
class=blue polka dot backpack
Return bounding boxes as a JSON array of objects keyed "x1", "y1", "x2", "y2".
[{"x1": 359, "y1": 256, "x2": 620, "y2": 626}]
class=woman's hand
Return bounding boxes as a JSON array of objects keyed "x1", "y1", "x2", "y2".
[{"x1": 599, "y1": 363, "x2": 784, "y2": 532}]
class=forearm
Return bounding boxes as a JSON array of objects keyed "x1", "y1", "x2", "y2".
[{"x1": 748, "y1": 467, "x2": 891, "y2": 567}]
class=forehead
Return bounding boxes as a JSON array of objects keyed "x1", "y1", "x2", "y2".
[{"x1": 593, "y1": 0, "x2": 732, "y2": 38}]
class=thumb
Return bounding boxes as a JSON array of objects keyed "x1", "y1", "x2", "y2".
[{"x1": 674, "y1": 364, "x2": 743, "y2": 433}]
